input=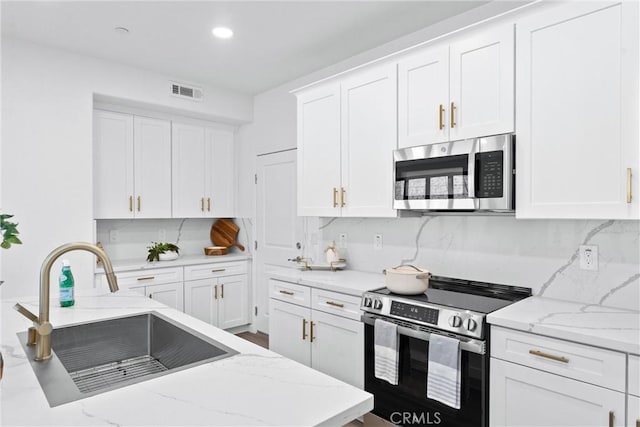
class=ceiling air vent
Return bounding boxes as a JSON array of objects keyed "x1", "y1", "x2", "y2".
[{"x1": 170, "y1": 81, "x2": 203, "y2": 101}]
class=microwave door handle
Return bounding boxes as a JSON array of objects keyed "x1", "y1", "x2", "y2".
[{"x1": 467, "y1": 139, "x2": 479, "y2": 199}]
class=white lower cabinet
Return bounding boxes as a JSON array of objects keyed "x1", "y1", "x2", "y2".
[
  {"x1": 490, "y1": 358, "x2": 625, "y2": 427},
  {"x1": 131, "y1": 282, "x2": 184, "y2": 312},
  {"x1": 184, "y1": 272, "x2": 249, "y2": 329},
  {"x1": 629, "y1": 395, "x2": 640, "y2": 427},
  {"x1": 268, "y1": 280, "x2": 364, "y2": 389}
]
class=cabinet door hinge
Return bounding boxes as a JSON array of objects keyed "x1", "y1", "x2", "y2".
[{"x1": 254, "y1": 174, "x2": 258, "y2": 184}]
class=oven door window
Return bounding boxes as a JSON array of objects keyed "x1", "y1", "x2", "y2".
[
  {"x1": 395, "y1": 155, "x2": 469, "y2": 201},
  {"x1": 364, "y1": 324, "x2": 487, "y2": 427}
]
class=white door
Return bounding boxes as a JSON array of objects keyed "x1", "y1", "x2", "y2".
[
  {"x1": 133, "y1": 116, "x2": 172, "y2": 218},
  {"x1": 172, "y1": 123, "x2": 206, "y2": 218},
  {"x1": 296, "y1": 82, "x2": 342, "y2": 216},
  {"x1": 515, "y1": 1, "x2": 638, "y2": 219},
  {"x1": 206, "y1": 127, "x2": 235, "y2": 218},
  {"x1": 490, "y1": 358, "x2": 625, "y2": 427},
  {"x1": 218, "y1": 274, "x2": 249, "y2": 329},
  {"x1": 255, "y1": 150, "x2": 304, "y2": 333},
  {"x1": 449, "y1": 24, "x2": 514, "y2": 140},
  {"x1": 341, "y1": 63, "x2": 398, "y2": 217},
  {"x1": 268, "y1": 299, "x2": 311, "y2": 366},
  {"x1": 93, "y1": 110, "x2": 134, "y2": 219},
  {"x1": 184, "y1": 279, "x2": 217, "y2": 325},
  {"x1": 310, "y1": 310, "x2": 364, "y2": 389},
  {"x1": 629, "y1": 395, "x2": 640, "y2": 427},
  {"x1": 398, "y1": 45, "x2": 449, "y2": 148},
  {"x1": 146, "y1": 282, "x2": 184, "y2": 312}
]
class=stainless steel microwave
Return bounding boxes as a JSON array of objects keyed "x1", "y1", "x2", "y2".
[{"x1": 393, "y1": 134, "x2": 514, "y2": 212}]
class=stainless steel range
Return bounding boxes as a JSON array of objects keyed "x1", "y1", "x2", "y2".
[{"x1": 361, "y1": 276, "x2": 531, "y2": 427}]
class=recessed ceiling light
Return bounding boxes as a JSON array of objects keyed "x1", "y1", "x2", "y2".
[
  {"x1": 114, "y1": 26, "x2": 130, "y2": 34},
  {"x1": 212, "y1": 27, "x2": 233, "y2": 39}
]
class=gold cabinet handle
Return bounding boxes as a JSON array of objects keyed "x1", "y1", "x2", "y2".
[
  {"x1": 333, "y1": 188, "x2": 338, "y2": 208},
  {"x1": 0, "y1": 351, "x2": 4, "y2": 381},
  {"x1": 302, "y1": 319, "x2": 308, "y2": 340},
  {"x1": 609, "y1": 411, "x2": 614, "y2": 427},
  {"x1": 627, "y1": 168, "x2": 632, "y2": 203},
  {"x1": 129, "y1": 195, "x2": 133, "y2": 212},
  {"x1": 635, "y1": 418, "x2": 639, "y2": 427},
  {"x1": 221, "y1": 284, "x2": 224, "y2": 299},
  {"x1": 310, "y1": 321, "x2": 315, "y2": 342},
  {"x1": 211, "y1": 268, "x2": 226, "y2": 273},
  {"x1": 201, "y1": 197, "x2": 205, "y2": 212},
  {"x1": 341, "y1": 187, "x2": 346, "y2": 207},
  {"x1": 137, "y1": 196, "x2": 141, "y2": 212},
  {"x1": 326, "y1": 301, "x2": 344, "y2": 308},
  {"x1": 450, "y1": 102, "x2": 456, "y2": 128},
  {"x1": 529, "y1": 349, "x2": 569, "y2": 363},
  {"x1": 137, "y1": 276, "x2": 155, "y2": 281},
  {"x1": 439, "y1": 104, "x2": 445, "y2": 130},
  {"x1": 207, "y1": 197, "x2": 211, "y2": 212},
  {"x1": 279, "y1": 290, "x2": 294, "y2": 296},
  {"x1": 214, "y1": 284, "x2": 218, "y2": 300}
]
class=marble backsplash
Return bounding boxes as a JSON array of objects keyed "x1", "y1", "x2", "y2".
[
  {"x1": 96, "y1": 218, "x2": 253, "y2": 262},
  {"x1": 318, "y1": 216, "x2": 640, "y2": 311}
]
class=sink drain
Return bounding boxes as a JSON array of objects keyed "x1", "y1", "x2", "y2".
[{"x1": 69, "y1": 355, "x2": 168, "y2": 393}]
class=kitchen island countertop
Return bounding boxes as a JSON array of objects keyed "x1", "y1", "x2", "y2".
[
  {"x1": 0, "y1": 292, "x2": 372, "y2": 426},
  {"x1": 488, "y1": 296, "x2": 640, "y2": 355}
]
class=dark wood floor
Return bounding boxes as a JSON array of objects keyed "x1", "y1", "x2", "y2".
[{"x1": 235, "y1": 331, "x2": 269, "y2": 349}]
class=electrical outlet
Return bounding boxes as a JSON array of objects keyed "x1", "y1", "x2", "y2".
[
  {"x1": 109, "y1": 230, "x2": 119, "y2": 243},
  {"x1": 158, "y1": 229, "x2": 166, "y2": 241},
  {"x1": 579, "y1": 245, "x2": 598, "y2": 271},
  {"x1": 338, "y1": 233, "x2": 347, "y2": 249},
  {"x1": 374, "y1": 234, "x2": 383, "y2": 250}
]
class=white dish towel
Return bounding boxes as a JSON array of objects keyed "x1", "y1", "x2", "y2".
[
  {"x1": 374, "y1": 318, "x2": 399, "y2": 385},
  {"x1": 427, "y1": 333, "x2": 461, "y2": 409}
]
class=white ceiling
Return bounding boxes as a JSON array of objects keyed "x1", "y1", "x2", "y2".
[{"x1": 1, "y1": 1, "x2": 490, "y2": 95}]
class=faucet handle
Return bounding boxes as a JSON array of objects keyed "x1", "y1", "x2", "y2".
[{"x1": 13, "y1": 303, "x2": 38, "y2": 323}]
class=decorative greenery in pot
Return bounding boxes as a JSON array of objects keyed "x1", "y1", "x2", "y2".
[
  {"x1": 146, "y1": 242, "x2": 180, "y2": 262},
  {"x1": 1, "y1": 214, "x2": 22, "y2": 249}
]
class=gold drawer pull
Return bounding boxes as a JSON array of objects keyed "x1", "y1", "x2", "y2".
[
  {"x1": 201, "y1": 197, "x2": 205, "y2": 212},
  {"x1": 341, "y1": 187, "x2": 346, "y2": 207},
  {"x1": 211, "y1": 269, "x2": 226, "y2": 273},
  {"x1": 529, "y1": 349, "x2": 569, "y2": 363},
  {"x1": 438, "y1": 104, "x2": 445, "y2": 130},
  {"x1": 279, "y1": 290, "x2": 294, "y2": 296},
  {"x1": 137, "y1": 276, "x2": 155, "y2": 281},
  {"x1": 450, "y1": 102, "x2": 456, "y2": 128},
  {"x1": 326, "y1": 301, "x2": 344, "y2": 308},
  {"x1": 137, "y1": 196, "x2": 141, "y2": 212},
  {"x1": 609, "y1": 411, "x2": 614, "y2": 427},
  {"x1": 129, "y1": 195, "x2": 133, "y2": 212},
  {"x1": 207, "y1": 197, "x2": 211, "y2": 212},
  {"x1": 310, "y1": 321, "x2": 315, "y2": 342},
  {"x1": 333, "y1": 188, "x2": 338, "y2": 208},
  {"x1": 627, "y1": 168, "x2": 632, "y2": 203},
  {"x1": 302, "y1": 319, "x2": 308, "y2": 340}
]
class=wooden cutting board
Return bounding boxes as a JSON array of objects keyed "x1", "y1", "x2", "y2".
[{"x1": 210, "y1": 219, "x2": 245, "y2": 251}]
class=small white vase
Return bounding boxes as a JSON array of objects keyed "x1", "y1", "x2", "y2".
[{"x1": 158, "y1": 252, "x2": 179, "y2": 261}]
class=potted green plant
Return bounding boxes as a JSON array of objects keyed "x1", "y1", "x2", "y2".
[
  {"x1": 1, "y1": 214, "x2": 22, "y2": 249},
  {"x1": 146, "y1": 242, "x2": 180, "y2": 262}
]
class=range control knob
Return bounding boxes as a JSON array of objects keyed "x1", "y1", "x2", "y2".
[
  {"x1": 363, "y1": 297, "x2": 372, "y2": 308},
  {"x1": 465, "y1": 318, "x2": 478, "y2": 332},
  {"x1": 448, "y1": 315, "x2": 462, "y2": 328},
  {"x1": 373, "y1": 299, "x2": 383, "y2": 310}
]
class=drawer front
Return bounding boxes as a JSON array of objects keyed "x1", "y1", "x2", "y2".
[
  {"x1": 311, "y1": 288, "x2": 362, "y2": 321},
  {"x1": 184, "y1": 262, "x2": 247, "y2": 281},
  {"x1": 269, "y1": 279, "x2": 311, "y2": 307},
  {"x1": 98, "y1": 267, "x2": 183, "y2": 290},
  {"x1": 491, "y1": 326, "x2": 625, "y2": 392},
  {"x1": 630, "y1": 355, "x2": 640, "y2": 397}
]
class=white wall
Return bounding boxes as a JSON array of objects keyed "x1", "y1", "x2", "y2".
[{"x1": 0, "y1": 38, "x2": 253, "y2": 299}]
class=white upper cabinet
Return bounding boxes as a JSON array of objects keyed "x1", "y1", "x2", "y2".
[
  {"x1": 297, "y1": 82, "x2": 342, "y2": 217},
  {"x1": 398, "y1": 24, "x2": 514, "y2": 148},
  {"x1": 296, "y1": 63, "x2": 397, "y2": 217},
  {"x1": 172, "y1": 123, "x2": 236, "y2": 218},
  {"x1": 94, "y1": 111, "x2": 171, "y2": 219},
  {"x1": 516, "y1": 1, "x2": 639, "y2": 219},
  {"x1": 398, "y1": 45, "x2": 449, "y2": 147}
]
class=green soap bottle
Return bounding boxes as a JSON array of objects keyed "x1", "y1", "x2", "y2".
[{"x1": 59, "y1": 259, "x2": 75, "y2": 307}]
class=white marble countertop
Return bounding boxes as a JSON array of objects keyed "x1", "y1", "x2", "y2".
[
  {"x1": 268, "y1": 268, "x2": 385, "y2": 297},
  {"x1": 0, "y1": 292, "x2": 372, "y2": 426},
  {"x1": 95, "y1": 254, "x2": 252, "y2": 274},
  {"x1": 488, "y1": 296, "x2": 640, "y2": 355}
]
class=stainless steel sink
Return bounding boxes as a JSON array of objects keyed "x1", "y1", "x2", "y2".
[{"x1": 18, "y1": 311, "x2": 238, "y2": 407}]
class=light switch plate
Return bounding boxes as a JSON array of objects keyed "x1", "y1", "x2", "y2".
[
  {"x1": 373, "y1": 234, "x2": 383, "y2": 250},
  {"x1": 579, "y1": 245, "x2": 598, "y2": 271},
  {"x1": 338, "y1": 233, "x2": 347, "y2": 249}
]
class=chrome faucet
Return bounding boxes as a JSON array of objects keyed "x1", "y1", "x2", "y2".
[{"x1": 14, "y1": 242, "x2": 119, "y2": 361}]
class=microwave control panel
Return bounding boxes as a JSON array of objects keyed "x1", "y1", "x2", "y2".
[{"x1": 476, "y1": 151, "x2": 503, "y2": 198}]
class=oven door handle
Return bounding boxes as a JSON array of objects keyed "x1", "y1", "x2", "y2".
[
  {"x1": 362, "y1": 314, "x2": 486, "y2": 355},
  {"x1": 467, "y1": 138, "x2": 479, "y2": 199}
]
